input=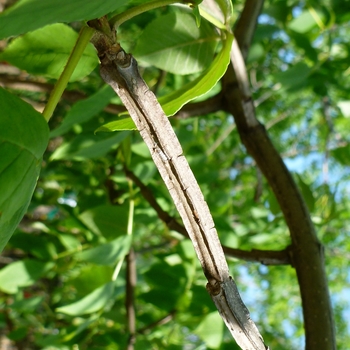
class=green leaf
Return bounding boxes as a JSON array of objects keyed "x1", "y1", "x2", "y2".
[
  {"x1": 62, "y1": 316, "x2": 98, "y2": 342},
  {"x1": 159, "y1": 32, "x2": 233, "y2": 116},
  {"x1": 10, "y1": 296, "x2": 44, "y2": 313},
  {"x1": 296, "y1": 174, "x2": 315, "y2": 212},
  {"x1": 288, "y1": 9, "x2": 325, "y2": 33},
  {"x1": 58, "y1": 233, "x2": 82, "y2": 252},
  {"x1": 79, "y1": 205, "x2": 129, "y2": 240},
  {"x1": 9, "y1": 232, "x2": 58, "y2": 260},
  {"x1": 198, "y1": 0, "x2": 234, "y2": 29},
  {"x1": 0, "y1": 88, "x2": 49, "y2": 252},
  {"x1": 98, "y1": 33, "x2": 233, "y2": 132},
  {"x1": 0, "y1": 24, "x2": 98, "y2": 82},
  {"x1": 195, "y1": 311, "x2": 224, "y2": 348},
  {"x1": 50, "y1": 85, "x2": 116, "y2": 137},
  {"x1": 76, "y1": 235, "x2": 132, "y2": 265},
  {"x1": 0, "y1": 0, "x2": 129, "y2": 39},
  {"x1": 331, "y1": 145, "x2": 350, "y2": 165},
  {"x1": 56, "y1": 281, "x2": 116, "y2": 315},
  {"x1": 50, "y1": 131, "x2": 130, "y2": 160},
  {"x1": 133, "y1": 11, "x2": 219, "y2": 75},
  {"x1": 216, "y1": 0, "x2": 234, "y2": 26},
  {"x1": 95, "y1": 115, "x2": 136, "y2": 132},
  {"x1": 288, "y1": 7, "x2": 326, "y2": 34},
  {"x1": 0, "y1": 259, "x2": 54, "y2": 294},
  {"x1": 141, "y1": 288, "x2": 179, "y2": 311},
  {"x1": 274, "y1": 62, "x2": 311, "y2": 89}
]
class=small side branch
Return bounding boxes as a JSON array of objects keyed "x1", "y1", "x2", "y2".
[
  {"x1": 126, "y1": 248, "x2": 137, "y2": 350},
  {"x1": 125, "y1": 167, "x2": 291, "y2": 266}
]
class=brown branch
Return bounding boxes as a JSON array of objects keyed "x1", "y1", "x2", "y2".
[
  {"x1": 124, "y1": 167, "x2": 189, "y2": 237},
  {"x1": 137, "y1": 310, "x2": 176, "y2": 334},
  {"x1": 173, "y1": 93, "x2": 223, "y2": 119},
  {"x1": 125, "y1": 167, "x2": 290, "y2": 265},
  {"x1": 234, "y1": 0, "x2": 265, "y2": 60},
  {"x1": 1, "y1": 70, "x2": 223, "y2": 119},
  {"x1": 0, "y1": 72, "x2": 126, "y2": 115},
  {"x1": 222, "y1": 246, "x2": 291, "y2": 265},
  {"x1": 126, "y1": 248, "x2": 136, "y2": 350},
  {"x1": 221, "y1": 0, "x2": 336, "y2": 348}
]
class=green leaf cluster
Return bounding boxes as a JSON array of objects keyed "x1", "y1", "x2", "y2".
[{"x1": 0, "y1": 0, "x2": 349, "y2": 349}]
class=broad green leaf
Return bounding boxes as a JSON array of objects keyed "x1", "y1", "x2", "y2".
[
  {"x1": 288, "y1": 9, "x2": 326, "y2": 33},
  {"x1": 199, "y1": 0, "x2": 234, "y2": 28},
  {"x1": 331, "y1": 145, "x2": 350, "y2": 165},
  {"x1": 50, "y1": 85, "x2": 115, "y2": 137},
  {"x1": 159, "y1": 32, "x2": 233, "y2": 116},
  {"x1": 50, "y1": 131, "x2": 130, "y2": 160},
  {"x1": 58, "y1": 233, "x2": 82, "y2": 251},
  {"x1": 79, "y1": 205, "x2": 129, "y2": 240},
  {"x1": 0, "y1": 259, "x2": 54, "y2": 294},
  {"x1": 97, "y1": 33, "x2": 233, "y2": 132},
  {"x1": 95, "y1": 115, "x2": 137, "y2": 132},
  {"x1": 133, "y1": 11, "x2": 219, "y2": 75},
  {"x1": 10, "y1": 296, "x2": 44, "y2": 313},
  {"x1": 70, "y1": 265, "x2": 114, "y2": 298},
  {"x1": 76, "y1": 235, "x2": 132, "y2": 265},
  {"x1": 0, "y1": 88, "x2": 49, "y2": 252},
  {"x1": 9, "y1": 232, "x2": 58, "y2": 260},
  {"x1": 216, "y1": 0, "x2": 234, "y2": 26},
  {"x1": 274, "y1": 62, "x2": 311, "y2": 89},
  {"x1": 0, "y1": 0, "x2": 128, "y2": 39},
  {"x1": 195, "y1": 311, "x2": 224, "y2": 348},
  {"x1": 56, "y1": 281, "x2": 115, "y2": 315},
  {"x1": 0, "y1": 24, "x2": 98, "y2": 82}
]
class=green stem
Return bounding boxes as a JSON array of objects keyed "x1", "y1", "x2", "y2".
[
  {"x1": 109, "y1": 0, "x2": 186, "y2": 28},
  {"x1": 42, "y1": 25, "x2": 94, "y2": 122}
]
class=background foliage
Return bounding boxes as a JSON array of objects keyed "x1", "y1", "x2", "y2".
[{"x1": 0, "y1": 0, "x2": 349, "y2": 349}]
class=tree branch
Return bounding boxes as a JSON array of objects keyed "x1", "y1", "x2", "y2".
[
  {"x1": 125, "y1": 167, "x2": 291, "y2": 265},
  {"x1": 126, "y1": 248, "x2": 136, "y2": 350},
  {"x1": 137, "y1": 310, "x2": 176, "y2": 334},
  {"x1": 220, "y1": 0, "x2": 336, "y2": 348}
]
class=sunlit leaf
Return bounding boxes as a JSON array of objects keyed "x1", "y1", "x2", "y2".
[
  {"x1": 0, "y1": 260, "x2": 54, "y2": 294},
  {"x1": 288, "y1": 9, "x2": 326, "y2": 33},
  {"x1": 133, "y1": 11, "x2": 219, "y2": 75},
  {"x1": 159, "y1": 32, "x2": 233, "y2": 116},
  {"x1": 0, "y1": 24, "x2": 98, "y2": 82},
  {"x1": 95, "y1": 115, "x2": 136, "y2": 132},
  {"x1": 195, "y1": 311, "x2": 224, "y2": 348}
]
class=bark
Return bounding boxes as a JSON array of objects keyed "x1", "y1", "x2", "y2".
[{"x1": 220, "y1": 0, "x2": 336, "y2": 348}]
